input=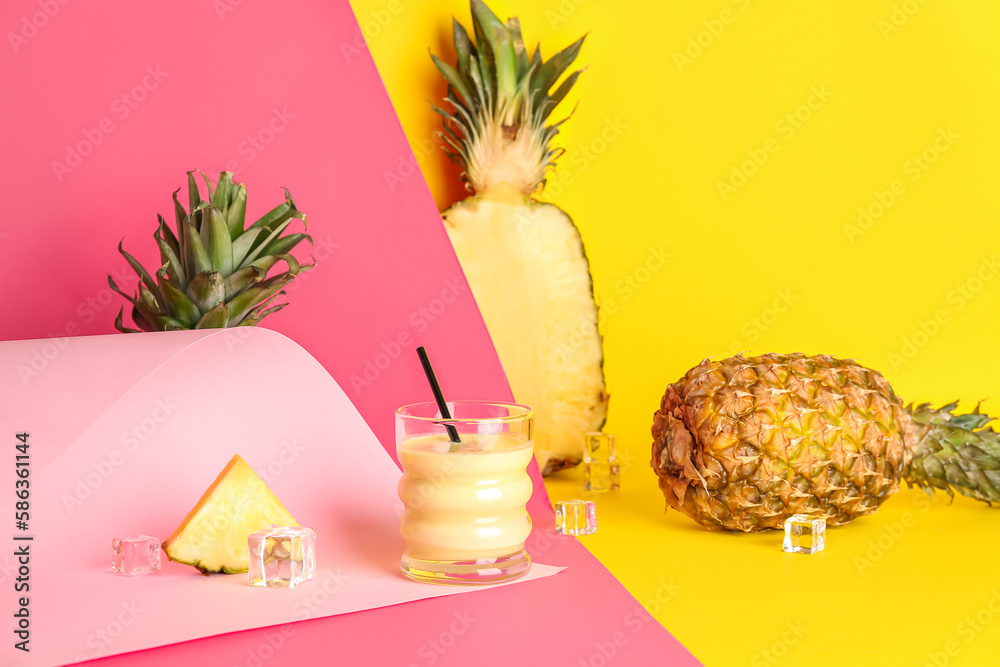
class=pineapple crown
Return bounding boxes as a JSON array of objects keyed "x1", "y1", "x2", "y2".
[
  {"x1": 905, "y1": 401, "x2": 1000, "y2": 505},
  {"x1": 111, "y1": 170, "x2": 312, "y2": 332},
  {"x1": 431, "y1": 0, "x2": 585, "y2": 196}
]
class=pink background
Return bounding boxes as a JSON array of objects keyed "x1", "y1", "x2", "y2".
[
  {"x1": 0, "y1": 329, "x2": 565, "y2": 667},
  {"x1": 0, "y1": 0, "x2": 697, "y2": 664}
]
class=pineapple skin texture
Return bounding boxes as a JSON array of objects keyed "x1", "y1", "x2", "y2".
[
  {"x1": 444, "y1": 191, "x2": 609, "y2": 475},
  {"x1": 651, "y1": 353, "x2": 912, "y2": 531}
]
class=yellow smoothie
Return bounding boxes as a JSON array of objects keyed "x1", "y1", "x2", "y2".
[{"x1": 397, "y1": 432, "x2": 533, "y2": 562}]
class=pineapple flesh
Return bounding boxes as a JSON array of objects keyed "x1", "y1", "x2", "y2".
[
  {"x1": 434, "y1": 1, "x2": 608, "y2": 474},
  {"x1": 163, "y1": 455, "x2": 299, "y2": 574},
  {"x1": 651, "y1": 353, "x2": 1000, "y2": 531}
]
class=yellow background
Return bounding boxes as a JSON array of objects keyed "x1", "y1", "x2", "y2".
[{"x1": 348, "y1": 0, "x2": 1000, "y2": 664}]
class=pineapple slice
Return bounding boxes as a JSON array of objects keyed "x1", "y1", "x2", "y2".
[
  {"x1": 432, "y1": 2, "x2": 609, "y2": 474},
  {"x1": 163, "y1": 455, "x2": 298, "y2": 574},
  {"x1": 445, "y1": 189, "x2": 608, "y2": 474}
]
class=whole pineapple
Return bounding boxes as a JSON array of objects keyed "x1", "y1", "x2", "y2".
[
  {"x1": 651, "y1": 353, "x2": 1000, "y2": 531},
  {"x1": 112, "y1": 171, "x2": 311, "y2": 331},
  {"x1": 433, "y1": 0, "x2": 608, "y2": 474}
]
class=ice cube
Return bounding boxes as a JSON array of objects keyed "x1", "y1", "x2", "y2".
[
  {"x1": 248, "y1": 525, "x2": 316, "y2": 589},
  {"x1": 112, "y1": 535, "x2": 161, "y2": 576},
  {"x1": 555, "y1": 500, "x2": 597, "y2": 536},
  {"x1": 583, "y1": 432, "x2": 620, "y2": 492},
  {"x1": 783, "y1": 514, "x2": 826, "y2": 554}
]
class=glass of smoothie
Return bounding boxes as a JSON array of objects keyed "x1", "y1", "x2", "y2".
[{"x1": 396, "y1": 401, "x2": 534, "y2": 585}]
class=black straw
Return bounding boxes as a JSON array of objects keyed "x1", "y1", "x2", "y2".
[{"x1": 416, "y1": 347, "x2": 461, "y2": 445}]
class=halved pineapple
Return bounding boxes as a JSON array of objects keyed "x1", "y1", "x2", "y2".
[
  {"x1": 445, "y1": 187, "x2": 608, "y2": 474},
  {"x1": 433, "y1": 2, "x2": 609, "y2": 474},
  {"x1": 163, "y1": 455, "x2": 298, "y2": 574}
]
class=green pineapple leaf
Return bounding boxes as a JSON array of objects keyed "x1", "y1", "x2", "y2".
[
  {"x1": 185, "y1": 271, "x2": 225, "y2": 313},
  {"x1": 212, "y1": 172, "x2": 233, "y2": 214},
  {"x1": 117, "y1": 239, "x2": 158, "y2": 297},
  {"x1": 470, "y1": 0, "x2": 515, "y2": 101},
  {"x1": 185, "y1": 217, "x2": 213, "y2": 275},
  {"x1": 453, "y1": 19, "x2": 476, "y2": 86},
  {"x1": 187, "y1": 171, "x2": 202, "y2": 216},
  {"x1": 546, "y1": 69, "x2": 583, "y2": 118},
  {"x1": 157, "y1": 267, "x2": 201, "y2": 327},
  {"x1": 432, "y1": 54, "x2": 475, "y2": 109},
  {"x1": 505, "y1": 17, "x2": 528, "y2": 79},
  {"x1": 222, "y1": 266, "x2": 263, "y2": 300},
  {"x1": 263, "y1": 232, "x2": 312, "y2": 258},
  {"x1": 239, "y1": 218, "x2": 293, "y2": 270},
  {"x1": 226, "y1": 184, "x2": 247, "y2": 240},
  {"x1": 226, "y1": 274, "x2": 293, "y2": 325},
  {"x1": 199, "y1": 206, "x2": 234, "y2": 276},
  {"x1": 195, "y1": 303, "x2": 230, "y2": 329},
  {"x1": 532, "y1": 35, "x2": 585, "y2": 104},
  {"x1": 114, "y1": 307, "x2": 142, "y2": 334},
  {"x1": 155, "y1": 221, "x2": 187, "y2": 290}
]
